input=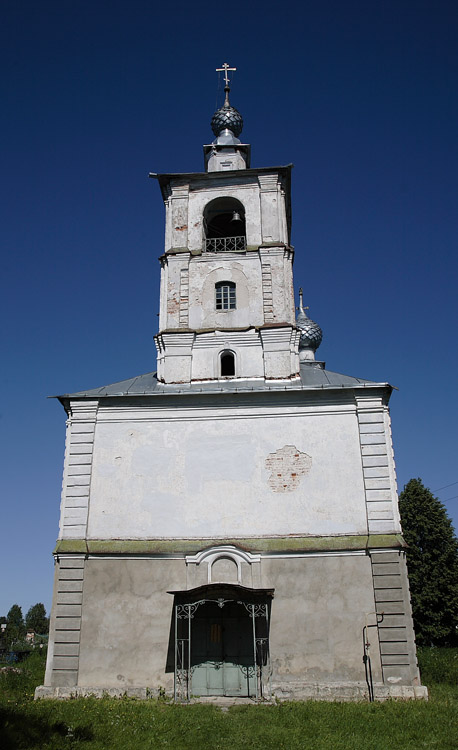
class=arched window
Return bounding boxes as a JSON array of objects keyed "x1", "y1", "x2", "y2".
[
  {"x1": 215, "y1": 281, "x2": 236, "y2": 310},
  {"x1": 220, "y1": 351, "x2": 235, "y2": 377},
  {"x1": 203, "y1": 197, "x2": 246, "y2": 253}
]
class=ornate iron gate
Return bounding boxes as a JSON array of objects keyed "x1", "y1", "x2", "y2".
[{"x1": 173, "y1": 593, "x2": 271, "y2": 702}]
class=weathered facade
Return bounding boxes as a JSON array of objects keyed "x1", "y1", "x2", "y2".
[{"x1": 37, "y1": 71, "x2": 426, "y2": 701}]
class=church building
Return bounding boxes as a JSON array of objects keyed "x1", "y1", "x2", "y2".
[{"x1": 37, "y1": 66, "x2": 426, "y2": 701}]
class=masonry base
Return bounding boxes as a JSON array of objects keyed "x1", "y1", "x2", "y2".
[
  {"x1": 35, "y1": 682, "x2": 428, "y2": 702},
  {"x1": 271, "y1": 681, "x2": 428, "y2": 701}
]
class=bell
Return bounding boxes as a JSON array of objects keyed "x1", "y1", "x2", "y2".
[{"x1": 231, "y1": 211, "x2": 242, "y2": 223}]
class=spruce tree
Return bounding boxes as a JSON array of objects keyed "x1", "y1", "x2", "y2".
[{"x1": 399, "y1": 478, "x2": 458, "y2": 646}]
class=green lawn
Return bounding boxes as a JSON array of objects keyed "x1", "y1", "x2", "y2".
[{"x1": 1, "y1": 649, "x2": 457, "y2": 750}]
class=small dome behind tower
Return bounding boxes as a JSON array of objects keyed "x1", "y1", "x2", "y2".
[{"x1": 296, "y1": 288, "x2": 323, "y2": 361}]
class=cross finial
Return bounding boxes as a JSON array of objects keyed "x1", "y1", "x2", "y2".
[
  {"x1": 216, "y1": 62, "x2": 236, "y2": 87},
  {"x1": 216, "y1": 62, "x2": 236, "y2": 106}
]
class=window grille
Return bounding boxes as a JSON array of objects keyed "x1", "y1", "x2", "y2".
[{"x1": 215, "y1": 282, "x2": 236, "y2": 310}]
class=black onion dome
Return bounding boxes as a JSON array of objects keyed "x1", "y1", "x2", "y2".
[
  {"x1": 296, "y1": 309, "x2": 323, "y2": 352},
  {"x1": 211, "y1": 104, "x2": 243, "y2": 138}
]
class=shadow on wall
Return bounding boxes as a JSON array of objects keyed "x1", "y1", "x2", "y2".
[{"x1": 165, "y1": 604, "x2": 175, "y2": 674}]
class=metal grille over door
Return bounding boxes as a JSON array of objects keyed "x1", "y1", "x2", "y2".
[{"x1": 171, "y1": 584, "x2": 273, "y2": 702}]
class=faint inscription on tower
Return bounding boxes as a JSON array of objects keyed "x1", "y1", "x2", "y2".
[{"x1": 265, "y1": 445, "x2": 312, "y2": 493}]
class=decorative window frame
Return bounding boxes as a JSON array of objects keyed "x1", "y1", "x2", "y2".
[{"x1": 185, "y1": 545, "x2": 261, "y2": 585}]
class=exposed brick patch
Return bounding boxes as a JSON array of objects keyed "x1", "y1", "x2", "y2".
[
  {"x1": 261, "y1": 262, "x2": 275, "y2": 323},
  {"x1": 265, "y1": 445, "x2": 312, "y2": 493}
]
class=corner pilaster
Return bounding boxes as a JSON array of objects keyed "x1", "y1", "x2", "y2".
[
  {"x1": 59, "y1": 401, "x2": 98, "y2": 540},
  {"x1": 355, "y1": 396, "x2": 400, "y2": 535},
  {"x1": 155, "y1": 332, "x2": 195, "y2": 383},
  {"x1": 44, "y1": 555, "x2": 86, "y2": 688},
  {"x1": 259, "y1": 326, "x2": 300, "y2": 380}
]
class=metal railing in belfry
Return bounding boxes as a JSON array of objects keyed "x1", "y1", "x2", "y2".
[{"x1": 204, "y1": 236, "x2": 246, "y2": 253}]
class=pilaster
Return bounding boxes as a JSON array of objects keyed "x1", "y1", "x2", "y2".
[
  {"x1": 371, "y1": 550, "x2": 421, "y2": 686},
  {"x1": 259, "y1": 326, "x2": 300, "y2": 380},
  {"x1": 258, "y1": 174, "x2": 284, "y2": 243},
  {"x1": 44, "y1": 555, "x2": 86, "y2": 688},
  {"x1": 155, "y1": 332, "x2": 195, "y2": 383},
  {"x1": 356, "y1": 396, "x2": 400, "y2": 535},
  {"x1": 59, "y1": 401, "x2": 98, "y2": 540},
  {"x1": 168, "y1": 183, "x2": 189, "y2": 251},
  {"x1": 259, "y1": 246, "x2": 295, "y2": 325},
  {"x1": 159, "y1": 252, "x2": 191, "y2": 331}
]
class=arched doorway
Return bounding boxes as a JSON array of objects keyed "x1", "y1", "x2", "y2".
[{"x1": 169, "y1": 584, "x2": 273, "y2": 701}]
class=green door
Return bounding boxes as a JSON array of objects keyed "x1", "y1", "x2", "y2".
[{"x1": 191, "y1": 602, "x2": 256, "y2": 697}]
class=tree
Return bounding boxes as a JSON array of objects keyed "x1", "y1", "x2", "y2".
[
  {"x1": 6, "y1": 604, "x2": 25, "y2": 645},
  {"x1": 399, "y1": 478, "x2": 458, "y2": 646},
  {"x1": 25, "y1": 603, "x2": 49, "y2": 635}
]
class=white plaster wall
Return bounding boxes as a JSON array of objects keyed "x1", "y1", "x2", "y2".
[
  {"x1": 188, "y1": 255, "x2": 264, "y2": 330},
  {"x1": 190, "y1": 330, "x2": 265, "y2": 380},
  {"x1": 85, "y1": 401, "x2": 373, "y2": 540},
  {"x1": 159, "y1": 248, "x2": 292, "y2": 333}
]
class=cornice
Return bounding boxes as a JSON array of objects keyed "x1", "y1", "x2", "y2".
[{"x1": 54, "y1": 534, "x2": 406, "y2": 556}]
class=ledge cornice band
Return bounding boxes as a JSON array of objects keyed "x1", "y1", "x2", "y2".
[{"x1": 54, "y1": 533, "x2": 406, "y2": 556}]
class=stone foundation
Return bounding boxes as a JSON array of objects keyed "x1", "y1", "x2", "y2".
[{"x1": 35, "y1": 682, "x2": 428, "y2": 702}]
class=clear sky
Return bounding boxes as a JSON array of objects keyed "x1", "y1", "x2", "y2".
[{"x1": 1, "y1": 0, "x2": 457, "y2": 618}]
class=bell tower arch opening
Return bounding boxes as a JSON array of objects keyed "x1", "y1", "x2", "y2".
[{"x1": 203, "y1": 197, "x2": 246, "y2": 253}]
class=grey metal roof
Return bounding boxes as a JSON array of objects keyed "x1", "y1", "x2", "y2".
[{"x1": 56, "y1": 362, "x2": 388, "y2": 402}]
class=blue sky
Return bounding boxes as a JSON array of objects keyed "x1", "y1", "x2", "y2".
[{"x1": 1, "y1": 0, "x2": 457, "y2": 618}]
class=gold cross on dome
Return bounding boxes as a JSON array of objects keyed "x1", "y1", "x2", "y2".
[{"x1": 216, "y1": 62, "x2": 236, "y2": 86}]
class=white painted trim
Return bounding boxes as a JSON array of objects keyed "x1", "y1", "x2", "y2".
[
  {"x1": 185, "y1": 545, "x2": 261, "y2": 565},
  {"x1": 369, "y1": 548, "x2": 405, "y2": 555},
  {"x1": 95, "y1": 403, "x2": 360, "y2": 424},
  {"x1": 53, "y1": 548, "x2": 390, "y2": 562},
  {"x1": 186, "y1": 545, "x2": 261, "y2": 584}
]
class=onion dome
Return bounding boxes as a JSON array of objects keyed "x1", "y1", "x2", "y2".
[
  {"x1": 296, "y1": 289, "x2": 323, "y2": 354},
  {"x1": 211, "y1": 85, "x2": 243, "y2": 138}
]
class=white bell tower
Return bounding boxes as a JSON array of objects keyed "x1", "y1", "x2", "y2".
[{"x1": 151, "y1": 64, "x2": 299, "y2": 385}]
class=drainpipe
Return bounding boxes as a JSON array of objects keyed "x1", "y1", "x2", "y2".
[{"x1": 363, "y1": 612, "x2": 383, "y2": 702}]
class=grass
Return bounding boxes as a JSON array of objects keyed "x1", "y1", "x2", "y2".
[{"x1": 1, "y1": 649, "x2": 457, "y2": 749}]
